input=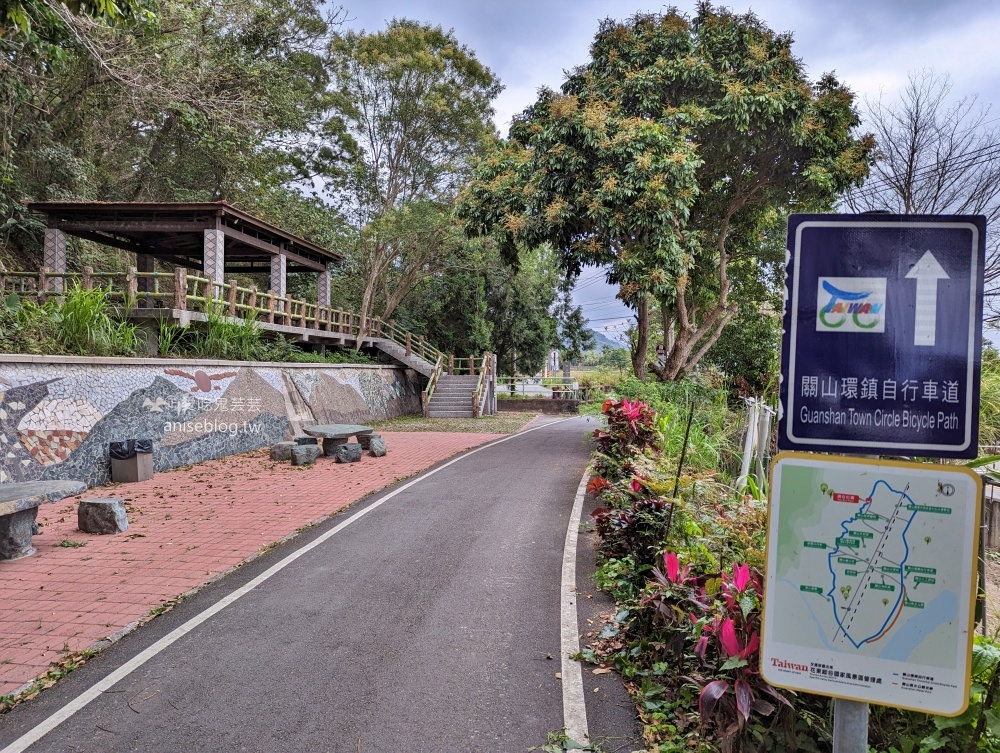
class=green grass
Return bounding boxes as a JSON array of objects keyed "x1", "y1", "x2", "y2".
[
  {"x1": 370, "y1": 412, "x2": 537, "y2": 434},
  {"x1": 56, "y1": 284, "x2": 144, "y2": 356},
  {"x1": 0, "y1": 286, "x2": 143, "y2": 357},
  {"x1": 157, "y1": 309, "x2": 376, "y2": 365}
]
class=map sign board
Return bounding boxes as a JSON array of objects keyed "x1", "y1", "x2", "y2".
[
  {"x1": 779, "y1": 214, "x2": 985, "y2": 458},
  {"x1": 761, "y1": 453, "x2": 982, "y2": 715}
]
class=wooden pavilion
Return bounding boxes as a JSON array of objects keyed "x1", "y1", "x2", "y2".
[{"x1": 25, "y1": 201, "x2": 342, "y2": 308}]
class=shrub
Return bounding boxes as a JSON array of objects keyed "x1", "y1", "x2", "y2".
[
  {"x1": 586, "y1": 373, "x2": 1000, "y2": 751},
  {"x1": 53, "y1": 284, "x2": 144, "y2": 357},
  {"x1": 592, "y1": 397, "x2": 659, "y2": 464},
  {"x1": 0, "y1": 295, "x2": 59, "y2": 354},
  {"x1": 616, "y1": 371, "x2": 743, "y2": 478},
  {"x1": 591, "y1": 496, "x2": 669, "y2": 567},
  {"x1": 643, "y1": 554, "x2": 793, "y2": 749},
  {"x1": 182, "y1": 304, "x2": 264, "y2": 361}
]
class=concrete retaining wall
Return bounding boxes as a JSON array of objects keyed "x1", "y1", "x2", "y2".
[
  {"x1": 497, "y1": 398, "x2": 580, "y2": 414},
  {"x1": 0, "y1": 355, "x2": 421, "y2": 487}
]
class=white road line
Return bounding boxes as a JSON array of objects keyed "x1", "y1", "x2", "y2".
[
  {"x1": 560, "y1": 469, "x2": 591, "y2": 746},
  {"x1": 1, "y1": 416, "x2": 579, "y2": 753}
]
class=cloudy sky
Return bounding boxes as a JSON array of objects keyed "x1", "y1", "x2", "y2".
[{"x1": 339, "y1": 0, "x2": 1000, "y2": 343}]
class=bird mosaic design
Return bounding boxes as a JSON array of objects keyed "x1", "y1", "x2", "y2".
[{"x1": 163, "y1": 369, "x2": 238, "y2": 393}]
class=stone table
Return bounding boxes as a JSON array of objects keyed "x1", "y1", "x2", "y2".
[
  {"x1": 302, "y1": 424, "x2": 375, "y2": 456},
  {"x1": 0, "y1": 481, "x2": 87, "y2": 560}
]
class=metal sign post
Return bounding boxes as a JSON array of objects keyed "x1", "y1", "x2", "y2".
[
  {"x1": 833, "y1": 698, "x2": 869, "y2": 752},
  {"x1": 832, "y1": 451, "x2": 876, "y2": 753},
  {"x1": 764, "y1": 213, "x2": 988, "y2": 752}
]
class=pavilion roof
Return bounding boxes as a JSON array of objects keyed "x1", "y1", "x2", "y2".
[{"x1": 26, "y1": 201, "x2": 342, "y2": 274}]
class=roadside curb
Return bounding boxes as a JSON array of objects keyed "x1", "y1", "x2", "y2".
[{"x1": 560, "y1": 467, "x2": 591, "y2": 745}]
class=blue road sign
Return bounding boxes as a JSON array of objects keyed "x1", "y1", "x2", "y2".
[{"x1": 778, "y1": 214, "x2": 985, "y2": 458}]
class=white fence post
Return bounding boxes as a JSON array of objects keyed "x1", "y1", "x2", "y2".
[{"x1": 736, "y1": 399, "x2": 760, "y2": 492}]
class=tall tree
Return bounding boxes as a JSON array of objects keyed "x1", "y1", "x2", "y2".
[
  {"x1": 554, "y1": 282, "x2": 595, "y2": 367},
  {"x1": 317, "y1": 19, "x2": 501, "y2": 341},
  {"x1": 0, "y1": 0, "x2": 343, "y2": 268},
  {"x1": 394, "y1": 243, "x2": 561, "y2": 374},
  {"x1": 487, "y1": 246, "x2": 560, "y2": 375},
  {"x1": 459, "y1": 4, "x2": 872, "y2": 381},
  {"x1": 342, "y1": 200, "x2": 473, "y2": 325},
  {"x1": 0, "y1": 0, "x2": 150, "y2": 50},
  {"x1": 394, "y1": 262, "x2": 493, "y2": 357},
  {"x1": 844, "y1": 69, "x2": 1000, "y2": 320}
]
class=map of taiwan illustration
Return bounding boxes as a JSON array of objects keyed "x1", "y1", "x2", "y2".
[
  {"x1": 762, "y1": 454, "x2": 981, "y2": 714},
  {"x1": 772, "y1": 462, "x2": 961, "y2": 667}
]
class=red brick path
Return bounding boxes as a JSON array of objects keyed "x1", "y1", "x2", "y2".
[{"x1": 0, "y1": 431, "x2": 502, "y2": 697}]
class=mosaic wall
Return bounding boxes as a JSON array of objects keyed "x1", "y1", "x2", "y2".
[{"x1": 0, "y1": 360, "x2": 422, "y2": 487}]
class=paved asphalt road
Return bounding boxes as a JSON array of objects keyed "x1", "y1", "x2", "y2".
[{"x1": 0, "y1": 415, "x2": 639, "y2": 753}]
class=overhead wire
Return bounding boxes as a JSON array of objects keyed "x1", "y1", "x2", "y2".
[
  {"x1": 851, "y1": 108, "x2": 1000, "y2": 196},
  {"x1": 849, "y1": 140, "x2": 1000, "y2": 205}
]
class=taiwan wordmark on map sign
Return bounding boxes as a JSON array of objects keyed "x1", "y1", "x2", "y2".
[
  {"x1": 760, "y1": 453, "x2": 982, "y2": 715},
  {"x1": 779, "y1": 213, "x2": 986, "y2": 458}
]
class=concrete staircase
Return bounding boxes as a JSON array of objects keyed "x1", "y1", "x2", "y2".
[
  {"x1": 372, "y1": 339, "x2": 436, "y2": 378},
  {"x1": 427, "y1": 375, "x2": 479, "y2": 418}
]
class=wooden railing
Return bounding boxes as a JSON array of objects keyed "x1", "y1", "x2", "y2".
[
  {"x1": 380, "y1": 317, "x2": 445, "y2": 371},
  {"x1": 421, "y1": 354, "x2": 445, "y2": 418},
  {"x1": 1, "y1": 267, "x2": 500, "y2": 416},
  {"x1": 4, "y1": 268, "x2": 498, "y2": 396},
  {"x1": 473, "y1": 352, "x2": 494, "y2": 417},
  {"x1": 172, "y1": 270, "x2": 358, "y2": 335}
]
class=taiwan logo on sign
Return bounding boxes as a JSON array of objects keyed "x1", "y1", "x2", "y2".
[
  {"x1": 816, "y1": 278, "x2": 886, "y2": 333},
  {"x1": 778, "y1": 214, "x2": 985, "y2": 458}
]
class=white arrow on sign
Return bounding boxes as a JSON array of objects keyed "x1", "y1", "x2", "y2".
[{"x1": 905, "y1": 250, "x2": 949, "y2": 346}]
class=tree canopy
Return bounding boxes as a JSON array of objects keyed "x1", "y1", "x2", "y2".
[
  {"x1": 316, "y1": 19, "x2": 502, "y2": 340},
  {"x1": 458, "y1": 3, "x2": 873, "y2": 380},
  {"x1": 0, "y1": 0, "x2": 344, "y2": 269}
]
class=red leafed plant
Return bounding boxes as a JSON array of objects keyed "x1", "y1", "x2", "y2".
[
  {"x1": 586, "y1": 476, "x2": 612, "y2": 495},
  {"x1": 592, "y1": 398, "x2": 659, "y2": 464},
  {"x1": 642, "y1": 553, "x2": 791, "y2": 747},
  {"x1": 590, "y1": 495, "x2": 668, "y2": 566}
]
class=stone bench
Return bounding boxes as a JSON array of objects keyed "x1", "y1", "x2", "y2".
[
  {"x1": 302, "y1": 424, "x2": 376, "y2": 456},
  {"x1": 0, "y1": 481, "x2": 86, "y2": 560}
]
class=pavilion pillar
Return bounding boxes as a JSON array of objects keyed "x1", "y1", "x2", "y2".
[
  {"x1": 270, "y1": 253, "x2": 287, "y2": 318},
  {"x1": 136, "y1": 254, "x2": 155, "y2": 308},
  {"x1": 317, "y1": 264, "x2": 331, "y2": 309},
  {"x1": 203, "y1": 229, "x2": 225, "y2": 299},
  {"x1": 43, "y1": 228, "x2": 67, "y2": 293}
]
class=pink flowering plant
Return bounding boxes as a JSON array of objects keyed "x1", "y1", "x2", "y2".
[{"x1": 589, "y1": 466, "x2": 680, "y2": 569}]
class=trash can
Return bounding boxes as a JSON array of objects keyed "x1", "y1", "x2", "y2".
[{"x1": 109, "y1": 439, "x2": 154, "y2": 483}]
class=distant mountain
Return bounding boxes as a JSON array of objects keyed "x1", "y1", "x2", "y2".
[{"x1": 590, "y1": 328, "x2": 625, "y2": 351}]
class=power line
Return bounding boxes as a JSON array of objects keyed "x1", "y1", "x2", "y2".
[
  {"x1": 579, "y1": 299, "x2": 628, "y2": 310},
  {"x1": 574, "y1": 268, "x2": 607, "y2": 282},
  {"x1": 852, "y1": 107, "x2": 1000, "y2": 196},
  {"x1": 587, "y1": 314, "x2": 636, "y2": 323},
  {"x1": 849, "y1": 140, "x2": 1000, "y2": 205},
  {"x1": 574, "y1": 276, "x2": 613, "y2": 292},
  {"x1": 854, "y1": 108, "x2": 1000, "y2": 192}
]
